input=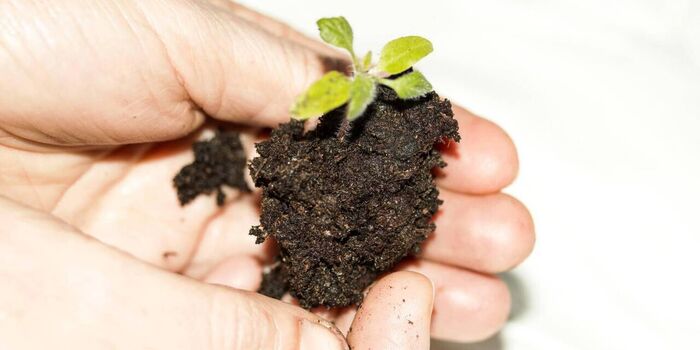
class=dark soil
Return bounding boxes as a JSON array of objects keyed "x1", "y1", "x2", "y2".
[
  {"x1": 249, "y1": 85, "x2": 459, "y2": 308},
  {"x1": 174, "y1": 131, "x2": 249, "y2": 206}
]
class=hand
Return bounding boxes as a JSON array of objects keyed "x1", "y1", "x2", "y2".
[
  {"x1": 0, "y1": 0, "x2": 534, "y2": 348},
  {"x1": 1, "y1": 196, "x2": 438, "y2": 349}
]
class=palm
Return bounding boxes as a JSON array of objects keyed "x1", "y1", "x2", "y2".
[{"x1": 15, "y1": 127, "x2": 259, "y2": 275}]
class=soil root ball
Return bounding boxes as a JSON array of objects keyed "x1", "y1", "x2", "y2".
[{"x1": 250, "y1": 86, "x2": 459, "y2": 308}]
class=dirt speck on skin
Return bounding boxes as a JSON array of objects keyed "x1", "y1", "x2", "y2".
[
  {"x1": 174, "y1": 131, "x2": 249, "y2": 206},
  {"x1": 162, "y1": 251, "x2": 178, "y2": 259},
  {"x1": 250, "y1": 85, "x2": 459, "y2": 308}
]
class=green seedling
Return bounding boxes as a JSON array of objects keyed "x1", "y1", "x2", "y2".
[{"x1": 291, "y1": 17, "x2": 434, "y2": 122}]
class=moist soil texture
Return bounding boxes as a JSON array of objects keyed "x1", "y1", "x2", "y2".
[
  {"x1": 250, "y1": 85, "x2": 460, "y2": 308},
  {"x1": 174, "y1": 131, "x2": 249, "y2": 206}
]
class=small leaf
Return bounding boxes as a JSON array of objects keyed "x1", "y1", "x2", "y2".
[
  {"x1": 346, "y1": 74, "x2": 377, "y2": 120},
  {"x1": 317, "y1": 17, "x2": 354, "y2": 56},
  {"x1": 291, "y1": 71, "x2": 351, "y2": 120},
  {"x1": 377, "y1": 36, "x2": 433, "y2": 75},
  {"x1": 361, "y1": 51, "x2": 372, "y2": 71},
  {"x1": 380, "y1": 71, "x2": 433, "y2": 99}
]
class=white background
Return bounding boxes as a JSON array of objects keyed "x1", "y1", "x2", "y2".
[{"x1": 239, "y1": 1, "x2": 700, "y2": 349}]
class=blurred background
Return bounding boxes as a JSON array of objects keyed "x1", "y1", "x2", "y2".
[{"x1": 238, "y1": 0, "x2": 700, "y2": 349}]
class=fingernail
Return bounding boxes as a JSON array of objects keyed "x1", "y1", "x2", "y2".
[{"x1": 299, "y1": 319, "x2": 348, "y2": 350}]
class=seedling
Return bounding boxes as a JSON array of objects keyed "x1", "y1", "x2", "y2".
[{"x1": 291, "y1": 17, "x2": 434, "y2": 122}]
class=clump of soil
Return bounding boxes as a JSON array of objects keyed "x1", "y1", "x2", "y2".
[
  {"x1": 174, "y1": 131, "x2": 249, "y2": 206},
  {"x1": 249, "y1": 85, "x2": 459, "y2": 308}
]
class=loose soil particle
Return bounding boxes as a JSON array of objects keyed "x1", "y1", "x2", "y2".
[
  {"x1": 250, "y1": 85, "x2": 459, "y2": 308},
  {"x1": 174, "y1": 131, "x2": 249, "y2": 206}
]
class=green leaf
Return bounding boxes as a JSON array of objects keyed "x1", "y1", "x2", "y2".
[
  {"x1": 316, "y1": 17, "x2": 354, "y2": 56},
  {"x1": 291, "y1": 71, "x2": 351, "y2": 120},
  {"x1": 377, "y1": 36, "x2": 433, "y2": 75},
  {"x1": 346, "y1": 74, "x2": 377, "y2": 120},
  {"x1": 380, "y1": 71, "x2": 433, "y2": 99},
  {"x1": 361, "y1": 51, "x2": 372, "y2": 71}
]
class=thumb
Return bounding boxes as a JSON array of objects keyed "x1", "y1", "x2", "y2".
[
  {"x1": 0, "y1": 0, "x2": 343, "y2": 146},
  {"x1": 0, "y1": 196, "x2": 347, "y2": 350},
  {"x1": 347, "y1": 271, "x2": 435, "y2": 350},
  {"x1": 147, "y1": 0, "x2": 345, "y2": 125}
]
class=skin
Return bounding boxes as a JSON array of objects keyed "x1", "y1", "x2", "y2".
[{"x1": 0, "y1": 0, "x2": 535, "y2": 348}]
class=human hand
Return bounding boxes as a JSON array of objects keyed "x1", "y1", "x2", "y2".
[
  {"x1": 1, "y1": 196, "x2": 438, "y2": 350},
  {"x1": 0, "y1": 0, "x2": 534, "y2": 347}
]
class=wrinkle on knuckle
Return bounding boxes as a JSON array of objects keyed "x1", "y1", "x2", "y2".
[
  {"x1": 208, "y1": 292, "x2": 280, "y2": 350},
  {"x1": 128, "y1": 1, "x2": 205, "y2": 129},
  {"x1": 206, "y1": 292, "x2": 240, "y2": 350}
]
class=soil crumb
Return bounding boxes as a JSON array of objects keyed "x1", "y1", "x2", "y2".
[
  {"x1": 174, "y1": 131, "x2": 249, "y2": 206},
  {"x1": 258, "y1": 262, "x2": 288, "y2": 299},
  {"x1": 251, "y1": 86, "x2": 459, "y2": 308}
]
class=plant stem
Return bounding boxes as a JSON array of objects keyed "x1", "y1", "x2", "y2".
[{"x1": 337, "y1": 117, "x2": 351, "y2": 142}]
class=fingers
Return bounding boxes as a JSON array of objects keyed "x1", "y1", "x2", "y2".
[
  {"x1": 0, "y1": 196, "x2": 347, "y2": 350},
  {"x1": 0, "y1": 0, "x2": 335, "y2": 146},
  {"x1": 423, "y1": 190, "x2": 535, "y2": 273},
  {"x1": 347, "y1": 271, "x2": 434, "y2": 350},
  {"x1": 398, "y1": 260, "x2": 511, "y2": 342},
  {"x1": 199, "y1": 222, "x2": 514, "y2": 343},
  {"x1": 437, "y1": 106, "x2": 519, "y2": 194},
  {"x1": 204, "y1": 255, "x2": 263, "y2": 291}
]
